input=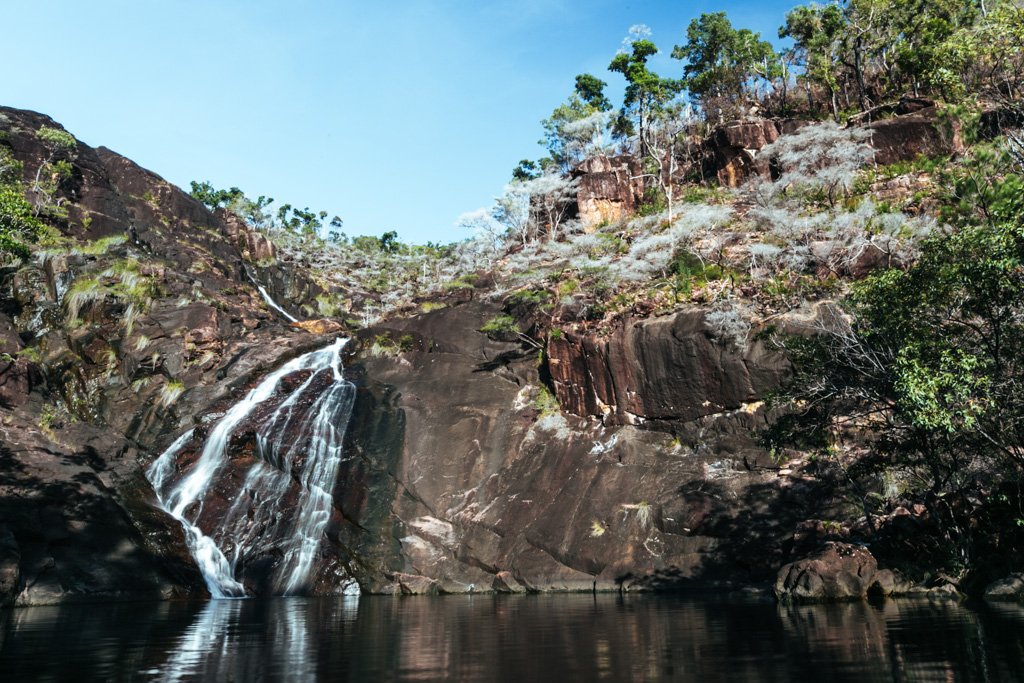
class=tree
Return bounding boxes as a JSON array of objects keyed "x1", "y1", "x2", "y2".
[
  {"x1": 780, "y1": 3, "x2": 846, "y2": 118},
  {"x1": 540, "y1": 72, "x2": 610, "y2": 171},
  {"x1": 640, "y1": 102, "x2": 699, "y2": 222},
  {"x1": 573, "y1": 73, "x2": 613, "y2": 112},
  {"x1": 540, "y1": 73, "x2": 614, "y2": 171},
  {"x1": 672, "y1": 13, "x2": 780, "y2": 120},
  {"x1": 609, "y1": 26, "x2": 681, "y2": 159},
  {"x1": 769, "y1": 152, "x2": 1024, "y2": 574},
  {"x1": 30, "y1": 126, "x2": 77, "y2": 219}
]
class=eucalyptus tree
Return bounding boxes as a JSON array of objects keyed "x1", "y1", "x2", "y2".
[
  {"x1": 672, "y1": 13, "x2": 780, "y2": 120},
  {"x1": 608, "y1": 25, "x2": 682, "y2": 160}
]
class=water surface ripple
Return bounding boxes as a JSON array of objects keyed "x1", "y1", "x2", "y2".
[{"x1": 2, "y1": 595, "x2": 1024, "y2": 682}]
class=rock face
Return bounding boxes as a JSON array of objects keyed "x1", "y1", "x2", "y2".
[
  {"x1": 572, "y1": 156, "x2": 645, "y2": 227},
  {"x1": 336, "y1": 302, "x2": 840, "y2": 594},
  {"x1": 5, "y1": 104, "x2": 952, "y2": 604},
  {"x1": 865, "y1": 106, "x2": 963, "y2": 165},
  {"x1": 774, "y1": 542, "x2": 902, "y2": 603},
  {"x1": 545, "y1": 311, "x2": 788, "y2": 426}
]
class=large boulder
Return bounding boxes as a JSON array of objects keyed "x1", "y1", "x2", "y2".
[
  {"x1": 865, "y1": 107, "x2": 963, "y2": 165},
  {"x1": 984, "y1": 573, "x2": 1024, "y2": 601},
  {"x1": 774, "y1": 542, "x2": 902, "y2": 602},
  {"x1": 707, "y1": 120, "x2": 780, "y2": 187}
]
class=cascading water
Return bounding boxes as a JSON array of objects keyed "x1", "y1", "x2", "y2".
[
  {"x1": 243, "y1": 267, "x2": 299, "y2": 323},
  {"x1": 146, "y1": 338, "x2": 357, "y2": 598}
]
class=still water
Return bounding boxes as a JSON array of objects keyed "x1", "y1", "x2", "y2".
[{"x1": 2, "y1": 594, "x2": 1024, "y2": 682}]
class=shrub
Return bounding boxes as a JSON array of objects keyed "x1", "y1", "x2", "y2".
[{"x1": 480, "y1": 314, "x2": 521, "y2": 340}]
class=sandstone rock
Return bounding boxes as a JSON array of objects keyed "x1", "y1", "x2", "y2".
[
  {"x1": 774, "y1": 542, "x2": 902, "y2": 602},
  {"x1": 292, "y1": 318, "x2": 345, "y2": 335},
  {"x1": 572, "y1": 155, "x2": 645, "y2": 227},
  {"x1": 395, "y1": 573, "x2": 440, "y2": 595},
  {"x1": 343, "y1": 302, "x2": 828, "y2": 594},
  {"x1": 546, "y1": 309, "x2": 787, "y2": 425},
  {"x1": 984, "y1": 573, "x2": 1024, "y2": 601},
  {"x1": 708, "y1": 120, "x2": 779, "y2": 187},
  {"x1": 866, "y1": 109, "x2": 963, "y2": 166},
  {"x1": 492, "y1": 570, "x2": 528, "y2": 593}
]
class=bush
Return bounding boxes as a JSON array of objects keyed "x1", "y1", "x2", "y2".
[{"x1": 480, "y1": 314, "x2": 521, "y2": 341}]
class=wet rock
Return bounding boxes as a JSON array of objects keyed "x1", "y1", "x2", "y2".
[
  {"x1": 395, "y1": 573, "x2": 440, "y2": 595},
  {"x1": 0, "y1": 526, "x2": 20, "y2": 606},
  {"x1": 492, "y1": 570, "x2": 528, "y2": 593},
  {"x1": 984, "y1": 573, "x2": 1024, "y2": 601},
  {"x1": 774, "y1": 542, "x2": 904, "y2": 602}
]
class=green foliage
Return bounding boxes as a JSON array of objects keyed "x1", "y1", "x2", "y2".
[
  {"x1": 540, "y1": 73, "x2": 614, "y2": 170},
  {"x1": 779, "y1": 3, "x2": 845, "y2": 116},
  {"x1": 158, "y1": 380, "x2": 185, "y2": 408},
  {"x1": 673, "y1": 12, "x2": 779, "y2": 110},
  {"x1": 36, "y1": 126, "x2": 76, "y2": 152},
  {"x1": 480, "y1": 314, "x2": 521, "y2": 340},
  {"x1": 532, "y1": 384, "x2": 560, "y2": 416},
  {"x1": 189, "y1": 181, "x2": 245, "y2": 210},
  {"x1": 636, "y1": 187, "x2": 667, "y2": 216},
  {"x1": 0, "y1": 183, "x2": 44, "y2": 258},
  {"x1": 608, "y1": 29, "x2": 682, "y2": 154},
  {"x1": 770, "y1": 167, "x2": 1024, "y2": 570},
  {"x1": 506, "y1": 287, "x2": 551, "y2": 310}
]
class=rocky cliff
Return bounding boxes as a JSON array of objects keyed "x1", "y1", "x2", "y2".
[
  {"x1": 0, "y1": 105, "x2": 951, "y2": 606},
  {"x1": 334, "y1": 300, "x2": 854, "y2": 594}
]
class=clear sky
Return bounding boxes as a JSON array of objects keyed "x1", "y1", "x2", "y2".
[{"x1": 3, "y1": 1, "x2": 798, "y2": 244}]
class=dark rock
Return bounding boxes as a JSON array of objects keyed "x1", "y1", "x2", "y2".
[
  {"x1": 774, "y1": 542, "x2": 906, "y2": 602},
  {"x1": 984, "y1": 573, "x2": 1024, "y2": 601},
  {"x1": 340, "y1": 303, "x2": 828, "y2": 594},
  {"x1": 866, "y1": 109, "x2": 963, "y2": 165},
  {"x1": 546, "y1": 310, "x2": 787, "y2": 425}
]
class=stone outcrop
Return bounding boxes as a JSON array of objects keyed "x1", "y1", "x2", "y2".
[
  {"x1": 865, "y1": 106, "x2": 963, "y2": 165},
  {"x1": 708, "y1": 120, "x2": 780, "y2": 187},
  {"x1": 339, "y1": 302, "x2": 838, "y2": 594},
  {"x1": 774, "y1": 542, "x2": 904, "y2": 603},
  {"x1": 572, "y1": 156, "x2": 645, "y2": 227},
  {"x1": 545, "y1": 310, "x2": 788, "y2": 426}
]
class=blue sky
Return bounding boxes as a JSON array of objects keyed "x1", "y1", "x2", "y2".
[{"x1": 3, "y1": 1, "x2": 798, "y2": 244}]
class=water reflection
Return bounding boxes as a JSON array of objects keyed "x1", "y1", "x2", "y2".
[{"x1": 3, "y1": 595, "x2": 1024, "y2": 681}]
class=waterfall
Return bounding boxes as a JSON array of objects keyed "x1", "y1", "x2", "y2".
[
  {"x1": 256, "y1": 282, "x2": 299, "y2": 323},
  {"x1": 244, "y1": 267, "x2": 299, "y2": 322},
  {"x1": 146, "y1": 338, "x2": 357, "y2": 598}
]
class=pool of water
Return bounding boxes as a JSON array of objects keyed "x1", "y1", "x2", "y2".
[{"x1": 2, "y1": 594, "x2": 1024, "y2": 681}]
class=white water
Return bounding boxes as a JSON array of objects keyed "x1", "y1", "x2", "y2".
[
  {"x1": 244, "y1": 267, "x2": 299, "y2": 322},
  {"x1": 146, "y1": 338, "x2": 356, "y2": 598},
  {"x1": 257, "y1": 282, "x2": 299, "y2": 322}
]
